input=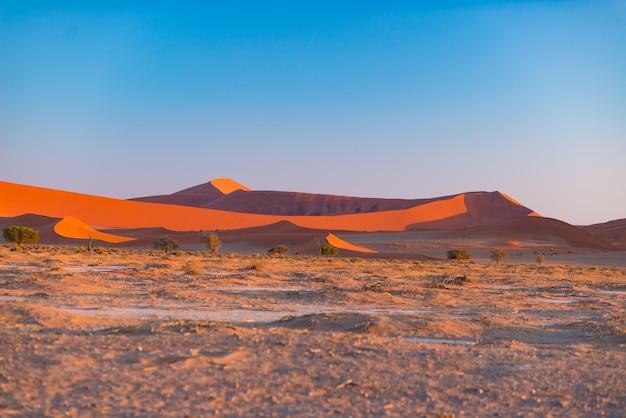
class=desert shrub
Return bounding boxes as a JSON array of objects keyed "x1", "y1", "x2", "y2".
[
  {"x1": 320, "y1": 243, "x2": 339, "y2": 256},
  {"x1": 249, "y1": 257, "x2": 265, "y2": 270},
  {"x1": 152, "y1": 236, "x2": 179, "y2": 253},
  {"x1": 268, "y1": 244, "x2": 290, "y2": 256},
  {"x1": 536, "y1": 253, "x2": 545, "y2": 266},
  {"x1": 183, "y1": 259, "x2": 202, "y2": 275},
  {"x1": 489, "y1": 248, "x2": 508, "y2": 264},
  {"x1": 3, "y1": 226, "x2": 39, "y2": 248},
  {"x1": 201, "y1": 233, "x2": 222, "y2": 254},
  {"x1": 447, "y1": 249, "x2": 470, "y2": 262}
]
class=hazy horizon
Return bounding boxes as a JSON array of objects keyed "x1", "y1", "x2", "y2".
[{"x1": 1, "y1": 1, "x2": 625, "y2": 225}]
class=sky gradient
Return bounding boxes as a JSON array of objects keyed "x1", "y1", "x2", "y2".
[{"x1": 1, "y1": 1, "x2": 625, "y2": 225}]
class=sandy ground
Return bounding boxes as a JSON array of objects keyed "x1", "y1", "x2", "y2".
[{"x1": 1, "y1": 246, "x2": 625, "y2": 417}]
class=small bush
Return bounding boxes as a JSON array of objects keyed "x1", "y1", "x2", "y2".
[
  {"x1": 249, "y1": 258, "x2": 265, "y2": 271},
  {"x1": 536, "y1": 253, "x2": 545, "y2": 266},
  {"x1": 183, "y1": 259, "x2": 202, "y2": 275},
  {"x1": 268, "y1": 245, "x2": 290, "y2": 256},
  {"x1": 152, "y1": 236, "x2": 179, "y2": 253},
  {"x1": 489, "y1": 248, "x2": 508, "y2": 264},
  {"x1": 447, "y1": 249, "x2": 470, "y2": 262},
  {"x1": 201, "y1": 233, "x2": 222, "y2": 254}
]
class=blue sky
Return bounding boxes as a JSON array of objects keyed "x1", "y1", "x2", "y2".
[{"x1": 1, "y1": 1, "x2": 624, "y2": 225}]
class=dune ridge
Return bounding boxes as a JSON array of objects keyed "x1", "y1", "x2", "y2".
[{"x1": 209, "y1": 178, "x2": 251, "y2": 194}]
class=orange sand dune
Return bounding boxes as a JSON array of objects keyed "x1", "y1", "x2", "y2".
[
  {"x1": 54, "y1": 216, "x2": 134, "y2": 243},
  {"x1": 0, "y1": 181, "x2": 467, "y2": 232},
  {"x1": 326, "y1": 233, "x2": 377, "y2": 253}
]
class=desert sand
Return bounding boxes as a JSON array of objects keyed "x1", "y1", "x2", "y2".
[{"x1": 1, "y1": 246, "x2": 624, "y2": 417}]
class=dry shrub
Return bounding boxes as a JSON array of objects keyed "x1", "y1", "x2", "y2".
[
  {"x1": 249, "y1": 258, "x2": 265, "y2": 271},
  {"x1": 183, "y1": 259, "x2": 202, "y2": 275},
  {"x1": 148, "y1": 285, "x2": 170, "y2": 300},
  {"x1": 429, "y1": 274, "x2": 471, "y2": 288}
]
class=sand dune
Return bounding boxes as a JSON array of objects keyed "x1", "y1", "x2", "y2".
[
  {"x1": 439, "y1": 216, "x2": 619, "y2": 251},
  {"x1": 2, "y1": 180, "x2": 620, "y2": 253},
  {"x1": 130, "y1": 178, "x2": 250, "y2": 206},
  {"x1": 0, "y1": 181, "x2": 468, "y2": 233},
  {"x1": 326, "y1": 233, "x2": 377, "y2": 253},
  {"x1": 54, "y1": 216, "x2": 134, "y2": 243},
  {"x1": 581, "y1": 218, "x2": 626, "y2": 249}
]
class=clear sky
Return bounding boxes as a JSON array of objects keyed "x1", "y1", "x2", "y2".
[{"x1": 1, "y1": 1, "x2": 625, "y2": 225}]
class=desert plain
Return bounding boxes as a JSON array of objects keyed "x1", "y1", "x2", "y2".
[{"x1": 1, "y1": 245, "x2": 624, "y2": 417}]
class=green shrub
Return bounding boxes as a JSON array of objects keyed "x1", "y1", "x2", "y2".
[
  {"x1": 320, "y1": 243, "x2": 339, "y2": 256},
  {"x1": 3, "y1": 226, "x2": 39, "y2": 247}
]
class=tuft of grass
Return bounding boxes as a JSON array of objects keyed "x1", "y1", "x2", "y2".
[
  {"x1": 182, "y1": 259, "x2": 202, "y2": 275},
  {"x1": 249, "y1": 256, "x2": 265, "y2": 271}
]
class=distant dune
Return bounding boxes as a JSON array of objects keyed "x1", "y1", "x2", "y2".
[
  {"x1": 0, "y1": 180, "x2": 470, "y2": 232},
  {"x1": 581, "y1": 219, "x2": 626, "y2": 249},
  {"x1": 132, "y1": 179, "x2": 537, "y2": 221},
  {"x1": 1, "y1": 178, "x2": 620, "y2": 254},
  {"x1": 438, "y1": 216, "x2": 619, "y2": 251}
]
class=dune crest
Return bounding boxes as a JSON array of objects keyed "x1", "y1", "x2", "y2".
[
  {"x1": 326, "y1": 233, "x2": 377, "y2": 253},
  {"x1": 210, "y1": 178, "x2": 251, "y2": 194},
  {"x1": 499, "y1": 192, "x2": 541, "y2": 217},
  {"x1": 54, "y1": 216, "x2": 134, "y2": 243}
]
